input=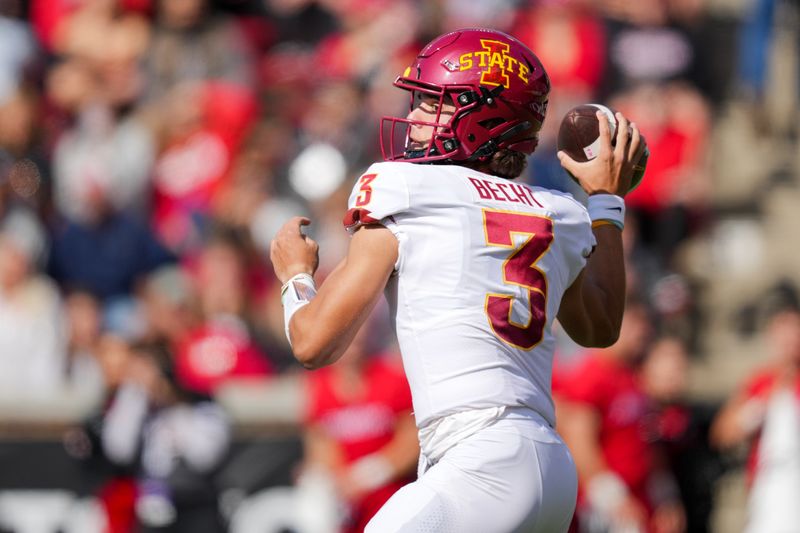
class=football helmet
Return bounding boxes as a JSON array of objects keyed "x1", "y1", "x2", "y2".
[{"x1": 381, "y1": 28, "x2": 550, "y2": 163}]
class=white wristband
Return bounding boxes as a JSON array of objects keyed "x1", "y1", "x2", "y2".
[
  {"x1": 280, "y1": 273, "x2": 317, "y2": 346},
  {"x1": 586, "y1": 471, "x2": 629, "y2": 515},
  {"x1": 587, "y1": 194, "x2": 625, "y2": 231}
]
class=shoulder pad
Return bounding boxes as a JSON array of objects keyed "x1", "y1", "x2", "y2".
[{"x1": 343, "y1": 163, "x2": 411, "y2": 233}]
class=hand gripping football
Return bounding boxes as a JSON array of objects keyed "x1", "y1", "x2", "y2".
[{"x1": 557, "y1": 104, "x2": 648, "y2": 192}]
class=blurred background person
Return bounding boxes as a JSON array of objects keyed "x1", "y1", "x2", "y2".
[
  {"x1": 0, "y1": 0, "x2": 38, "y2": 105},
  {"x1": 0, "y1": 208, "x2": 67, "y2": 399},
  {"x1": 711, "y1": 291, "x2": 800, "y2": 533},
  {"x1": 175, "y1": 229, "x2": 275, "y2": 395},
  {"x1": 301, "y1": 322, "x2": 418, "y2": 533},
  {"x1": 558, "y1": 301, "x2": 686, "y2": 533},
  {"x1": 641, "y1": 336, "x2": 723, "y2": 533},
  {"x1": 141, "y1": 0, "x2": 255, "y2": 102},
  {"x1": 0, "y1": 85, "x2": 48, "y2": 219},
  {"x1": 0, "y1": 0, "x2": 42, "y2": 206},
  {"x1": 63, "y1": 333, "x2": 144, "y2": 533},
  {"x1": 146, "y1": 81, "x2": 258, "y2": 254},
  {"x1": 102, "y1": 340, "x2": 231, "y2": 533},
  {"x1": 609, "y1": 82, "x2": 712, "y2": 264},
  {"x1": 47, "y1": 170, "x2": 175, "y2": 333},
  {"x1": 64, "y1": 288, "x2": 107, "y2": 395},
  {"x1": 139, "y1": 264, "x2": 201, "y2": 347},
  {"x1": 44, "y1": 0, "x2": 154, "y2": 225},
  {"x1": 514, "y1": 0, "x2": 608, "y2": 195}
]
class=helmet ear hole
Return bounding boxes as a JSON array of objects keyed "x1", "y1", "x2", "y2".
[{"x1": 478, "y1": 118, "x2": 504, "y2": 130}]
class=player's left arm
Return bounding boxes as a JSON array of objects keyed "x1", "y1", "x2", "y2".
[
  {"x1": 557, "y1": 111, "x2": 644, "y2": 347},
  {"x1": 557, "y1": 224, "x2": 625, "y2": 348},
  {"x1": 270, "y1": 218, "x2": 398, "y2": 369}
]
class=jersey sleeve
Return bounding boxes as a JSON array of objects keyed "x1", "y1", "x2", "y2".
[{"x1": 343, "y1": 163, "x2": 410, "y2": 234}]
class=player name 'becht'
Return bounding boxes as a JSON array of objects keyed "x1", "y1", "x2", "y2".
[{"x1": 468, "y1": 177, "x2": 543, "y2": 208}]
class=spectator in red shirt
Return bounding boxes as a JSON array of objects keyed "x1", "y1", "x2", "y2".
[
  {"x1": 148, "y1": 82, "x2": 258, "y2": 254},
  {"x1": 514, "y1": 1, "x2": 608, "y2": 195},
  {"x1": 609, "y1": 83, "x2": 711, "y2": 263},
  {"x1": 711, "y1": 297, "x2": 800, "y2": 533},
  {"x1": 641, "y1": 335, "x2": 721, "y2": 533},
  {"x1": 559, "y1": 302, "x2": 685, "y2": 533},
  {"x1": 511, "y1": 1, "x2": 606, "y2": 96},
  {"x1": 174, "y1": 314, "x2": 272, "y2": 396},
  {"x1": 175, "y1": 231, "x2": 273, "y2": 395},
  {"x1": 302, "y1": 324, "x2": 418, "y2": 533}
]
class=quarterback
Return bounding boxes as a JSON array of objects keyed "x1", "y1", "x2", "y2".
[{"x1": 271, "y1": 28, "x2": 646, "y2": 533}]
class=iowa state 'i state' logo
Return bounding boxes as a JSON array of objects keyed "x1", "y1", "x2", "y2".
[{"x1": 457, "y1": 39, "x2": 531, "y2": 88}]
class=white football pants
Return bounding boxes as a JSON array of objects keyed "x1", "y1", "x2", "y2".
[{"x1": 365, "y1": 408, "x2": 577, "y2": 533}]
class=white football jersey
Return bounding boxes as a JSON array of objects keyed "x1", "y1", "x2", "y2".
[{"x1": 344, "y1": 161, "x2": 595, "y2": 428}]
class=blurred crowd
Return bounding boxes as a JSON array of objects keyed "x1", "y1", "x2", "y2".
[{"x1": 1, "y1": 0, "x2": 800, "y2": 531}]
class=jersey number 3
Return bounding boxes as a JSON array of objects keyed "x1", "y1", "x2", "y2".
[
  {"x1": 355, "y1": 174, "x2": 377, "y2": 207},
  {"x1": 483, "y1": 210, "x2": 554, "y2": 350}
]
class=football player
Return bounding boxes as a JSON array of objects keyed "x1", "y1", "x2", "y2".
[{"x1": 271, "y1": 28, "x2": 647, "y2": 532}]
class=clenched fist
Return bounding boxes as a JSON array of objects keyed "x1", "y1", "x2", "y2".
[{"x1": 270, "y1": 217, "x2": 320, "y2": 283}]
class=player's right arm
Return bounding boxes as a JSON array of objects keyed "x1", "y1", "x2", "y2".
[
  {"x1": 270, "y1": 164, "x2": 407, "y2": 369},
  {"x1": 556, "y1": 111, "x2": 645, "y2": 347},
  {"x1": 271, "y1": 221, "x2": 397, "y2": 369}
]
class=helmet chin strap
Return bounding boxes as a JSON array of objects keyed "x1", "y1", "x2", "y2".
[
  {"x1": 404, "y1": 120, "x2": 532, "y2": 163},
  {"x1": 466, "y1": 121, "x2": 532, "y2": 161},
  {"x1": 404, "y1": 145, "x2": 440, "y2": 160}
]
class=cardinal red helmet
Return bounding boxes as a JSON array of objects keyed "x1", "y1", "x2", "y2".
[{"x1": 381, "y1": 28, "x2": 550, "y2": 163}]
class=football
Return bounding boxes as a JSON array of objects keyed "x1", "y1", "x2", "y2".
[{"x1": 556, "y1": 103, "x2": 648, "y2": 192}]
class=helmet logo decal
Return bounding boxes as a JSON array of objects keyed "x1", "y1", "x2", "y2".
[
  {"x1": 441, "y1": 58, "x2": 460, "y2": 72},
  {"x1": 530, "y1": 100, "x2": 547, "y2": 117},
  {"x1": 457, "y1": 39, "x2": 530, "y2": 88}
]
